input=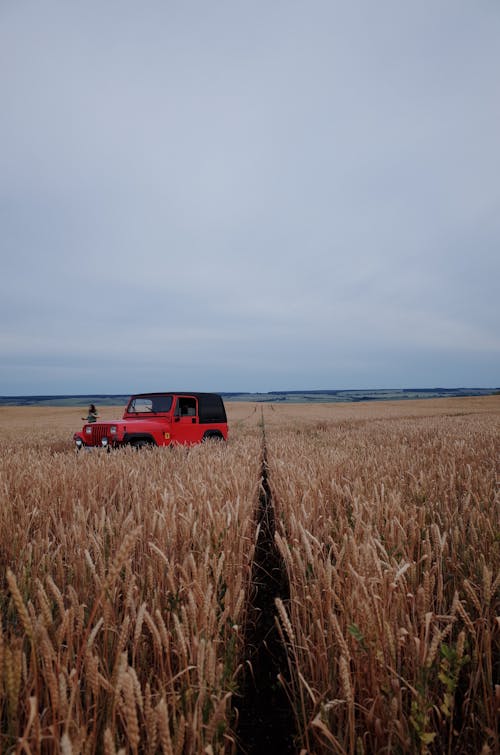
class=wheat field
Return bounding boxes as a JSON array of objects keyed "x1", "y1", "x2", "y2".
[{"x1": 0, "y1": 397, "x2": 498, "y2": 753}]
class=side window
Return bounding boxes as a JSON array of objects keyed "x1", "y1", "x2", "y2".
[{"x1": 175, "y1": 397, "x2": 197, "y2": 417}]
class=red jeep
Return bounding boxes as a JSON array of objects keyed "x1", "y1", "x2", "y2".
[{"x1": 74, "y1": 392, "x2": 228, "y2": 450}]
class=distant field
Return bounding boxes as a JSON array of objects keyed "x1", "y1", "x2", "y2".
[
  {"x1": 0, "y1": 396, "x2": 498, "y2": 753},
  {"x1": 0, "y1": 387, "x2": 498, "y2": 407},
  {"x1": 1, "y1": 395, "x2": 499, "y2": 446}
]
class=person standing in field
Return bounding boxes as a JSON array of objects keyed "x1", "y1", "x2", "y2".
[{"x1": 82, "y1": 404, "x2": 99, "y2": 423}]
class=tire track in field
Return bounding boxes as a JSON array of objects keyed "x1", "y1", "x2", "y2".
[{"x1": 236, "y1": 418, "x2": 295, "y2": 754}]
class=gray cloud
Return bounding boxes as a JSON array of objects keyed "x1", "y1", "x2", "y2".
[{"x1": 1, "y1": 1, "x2": 499, "y2": 393}]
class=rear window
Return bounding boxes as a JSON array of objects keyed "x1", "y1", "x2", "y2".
[
  {"x1": 199, "y1": 395, "x2": 227, "y2": 423},
  {"x1": 128, "y1": 395, "x2": 173, "y2": 413}
]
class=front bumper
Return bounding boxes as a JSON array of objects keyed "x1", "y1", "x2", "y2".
[{"x1": 74, "y1": 434, "x2": 115, "y2": 450}]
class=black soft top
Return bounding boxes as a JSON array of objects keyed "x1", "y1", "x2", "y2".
[{"x1": 131, "y1": 392, "x2": 227, "y2": 423}]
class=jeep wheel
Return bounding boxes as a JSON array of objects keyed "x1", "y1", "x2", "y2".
[
  {"x1": 202, "y1": 431, "x2": 224, "y2": 442},
  {"x1": 131, "y1": 439, "x2": 154, "y2": 449}
]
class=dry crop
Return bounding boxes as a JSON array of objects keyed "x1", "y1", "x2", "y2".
[
  {"x1": 0, "y1": 423, "x2": 261, "y2": 753},
  {"x1": 0, "y1": 398, "x2": 498, "y2": 754},
  {"x1": 267, "y1": 411, "x2": 500, "y2": 753}
]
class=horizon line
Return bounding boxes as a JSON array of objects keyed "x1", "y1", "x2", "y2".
[{"x1": 1, "y1": 386, "x2": 499, "y2": 399}]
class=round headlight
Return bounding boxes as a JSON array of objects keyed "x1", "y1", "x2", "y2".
[
  {"x1": 110, "y1": 425, "x2": 117, "y2": 434},
  {"x1": 85, "y1": 426, "x2": 92, "y2": 435}
]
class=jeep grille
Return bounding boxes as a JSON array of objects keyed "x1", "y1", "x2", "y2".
[{"x1": 89, "y1": 425, "x2": 111, "y2": 446}]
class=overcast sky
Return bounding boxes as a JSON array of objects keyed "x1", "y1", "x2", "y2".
[{"x1": 1, "y1": 1, "x2": 499, "y2": 394}]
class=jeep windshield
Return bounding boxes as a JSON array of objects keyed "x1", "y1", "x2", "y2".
[{"x1": 126, "y1": 395, "x2": 173, "y2": 414}]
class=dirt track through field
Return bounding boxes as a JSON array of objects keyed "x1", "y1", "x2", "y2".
[{"x1": 236, "y1": 418, "x2": 295, "y2": 754}]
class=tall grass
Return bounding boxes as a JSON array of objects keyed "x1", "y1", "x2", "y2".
[
  {"x1": 1, "y1": 402, "x2": 498, "y2": 753},
  {"x1": 0, "y1": 434, "x2": 260, "y2": 753},
  {"x1": 268, "y1": 414, "x2": 499, "y2": 753}
]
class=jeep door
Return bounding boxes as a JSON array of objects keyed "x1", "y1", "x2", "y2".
[{"x1": 171, "y1": 396, "x2": 201, "y2": 444}]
